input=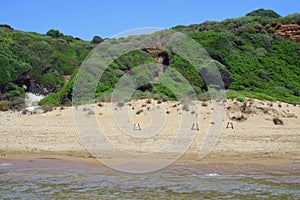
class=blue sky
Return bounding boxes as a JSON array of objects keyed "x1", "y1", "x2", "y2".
[{"x1": 1, "y1": 0, "x2": 299, "y2": 40}]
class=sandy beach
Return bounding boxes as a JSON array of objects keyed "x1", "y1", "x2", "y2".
[{"x1": 0, "y1": 98, "x2": 299, "y2": 166}]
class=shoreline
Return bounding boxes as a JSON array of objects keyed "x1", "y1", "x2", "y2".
[
  {"x1": 1, "y1": 152, "x2": 300, "y2": 174},
  {"x1": 1, "y1": 150, "x2": 300, "y2": 167}
]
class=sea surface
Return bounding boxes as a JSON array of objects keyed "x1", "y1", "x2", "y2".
[{"x1": 0, "y1": 159, "x2": 299, "y2": 199}]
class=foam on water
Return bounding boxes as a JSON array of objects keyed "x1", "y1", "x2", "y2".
[
  {"x1": 204, "y1": 173, "x2": 220, "y2": 177},
  {"x1": 0, "y1": 163, "x2": 12, "y2": 167}
]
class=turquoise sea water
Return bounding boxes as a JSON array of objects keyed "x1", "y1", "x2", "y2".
[{"x1": 0, "y1": 159, "x2": 299, "y2": 199}]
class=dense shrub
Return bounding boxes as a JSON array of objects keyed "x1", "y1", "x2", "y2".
[
  {"x1": 46, "y1": 29, "x2": 64, "y2": 38},
  {"x1": 8, "y1": 97, "x2": 25, "y2": 111},
  {"x1": 246, "y1": 9, "x2": 281, "y2": 18},
  {"x1": 0, "y1": 100, "x2": 9, "y2": 111},
  {"x1": 42, "y1": 104, "x2": 54, "y2": 113},
  {"x1": 91, "y1": 36, "x2": 103, "y2": 44}
]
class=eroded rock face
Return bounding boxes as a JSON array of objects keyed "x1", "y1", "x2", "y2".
[
  {"x1": 276, "y1": 24, "x2": 300, "y2": 43},
  {"x1": 14, "y1": 73, "x2": 50, "y2": 95},
  {"x1": 142, "y1": 48, "x2": 170, "y2": 66},
  {"x1": 267, "y1": 23, "x2": 300, "y2": 43}
]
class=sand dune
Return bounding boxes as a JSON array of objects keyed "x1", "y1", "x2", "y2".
[{"x1": 0, "y1": 98, "x2": 299, "y2": 165}]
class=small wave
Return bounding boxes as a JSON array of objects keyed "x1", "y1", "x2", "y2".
[
  {"x1": 204, "y1": 173, "x2": 220, "y2": 177},
  {"x1": 174, "y1": 162, "x2": 190, "y2": 166},
  {"x1": 0, "y1": 162, "x2": 13, "y2": 167}
]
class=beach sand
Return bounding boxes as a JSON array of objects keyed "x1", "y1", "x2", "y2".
[{"x1": 0, "y1": 98, "x2": 299, "y2": 167}]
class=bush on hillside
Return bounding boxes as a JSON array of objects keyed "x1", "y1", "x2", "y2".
[{"x1": 246, "y1": 9, "x2": 281, "y2": 18}]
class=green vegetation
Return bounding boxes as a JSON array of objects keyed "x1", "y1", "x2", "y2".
[
  {"x1": 0, "y1": 26, "x2": 93, "y2": 109},
  {"x1": 91, "y1": 35, "x2": 104, "y2": 44},
  {"x1": 182, "y1": 103, "x2": 190, "y2": 111},
  {"x1": 0, "y1": 100, "x2": 9, "y2": 111},
  {"x1": 0, "y1": 9, "x2": 300, "y2": 110},
  {"x1": 41, "y1": 104, "x2": 54, "y2": 113},
  {"x1": 237, "y1": 95, "x2": 245, "y2": 102},
  {"x1": 246, "y1": 9, "x2": 281, "y2": 18},
  {"x1": 173, "y1": 9, "x2": 300, "y2": 104}
]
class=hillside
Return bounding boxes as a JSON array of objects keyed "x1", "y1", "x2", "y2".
[
  {"x1": 172, "y1": 9, "x2": 300, "y2": 103},
  {"x1": 0, "y1": 26, "x2": 95, "y2": 110},
  {"x1": 0, "y1": 9, "x2": 300, "y2": 111}
]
